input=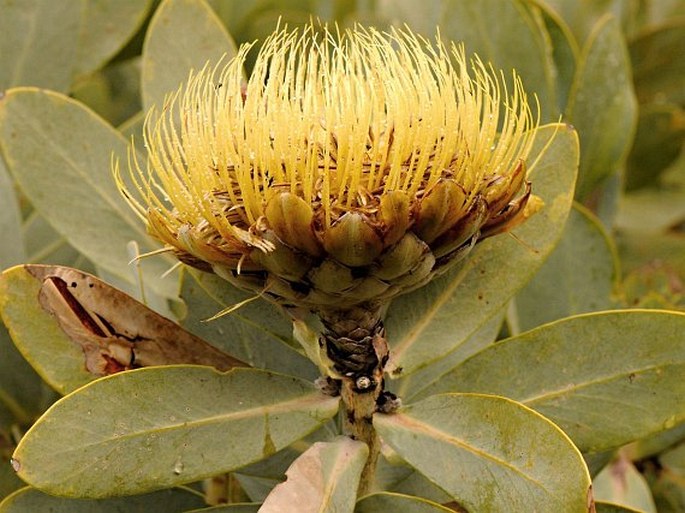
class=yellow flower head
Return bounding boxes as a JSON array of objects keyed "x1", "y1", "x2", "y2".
[{"x1": 118, "y1": 25, "x2": 542, "y2": 311}]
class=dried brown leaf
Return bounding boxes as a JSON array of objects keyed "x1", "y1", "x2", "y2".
[{"x1": 27, "y1": 264, "x2": 247, "y2": 375}]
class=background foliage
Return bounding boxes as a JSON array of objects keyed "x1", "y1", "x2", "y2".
[{"x1": 0, "y1": 0, "x2": 684, "y2": 511}]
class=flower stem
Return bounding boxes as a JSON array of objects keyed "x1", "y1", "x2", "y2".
[
  {"x1": 340, "y1": 368, "x2": 384, "y2": 496},
  {"x1": 319, "y1": 306, "x2": 389, "y2": 497}
]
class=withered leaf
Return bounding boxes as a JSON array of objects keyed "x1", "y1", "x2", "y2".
[{"x1": 26, "y1": 264, "x2": 247, "y2": 376}]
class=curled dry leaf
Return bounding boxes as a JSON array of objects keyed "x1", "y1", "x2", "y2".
[{"x1": 26, "y1": 264, "x2": 247, "y2": 375}]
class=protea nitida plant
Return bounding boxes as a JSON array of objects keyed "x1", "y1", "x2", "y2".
[
  {"x1": 116, "y1": 24, "x2": 542, "y2": 489},
  {"x1": 7, "y1": 2, "x2": 685, "y2": 510}
]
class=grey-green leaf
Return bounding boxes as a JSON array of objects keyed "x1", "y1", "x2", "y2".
[
  {"x1": 593, "y1": 460, "x2": 657, "y2": 512},
  {"x1": 356, "y1": 492, "x2": 454, "y2": 513},
  {"x1": 0, "y1": 157, "x2": 24, "y2": 270},
  {"x1": 380, "y1": 463, "x2": 453, "y2": 505},
  {"x1": 12, "y1": 366, "x2": 339, "y2": 497},
  {"x1": 595, "y1": 502, "x2": 645, "y2": 513},
  {"x1": 186, "y1": 505, "x2": 261, "y2": 513},
  {"x1": 0, "y1": 487, "x2": 206, "y2": 513},
  {"x1": 616, "y1": 186, "x2": 685, "y2": 233},
  {"x1": 385, "y1": 123, "x2": 578, "y2": 377},
  {"x1": 419, "y1": 310, "x2": 685, "y2": 453},
  {"x1": 625, "y1": 104, "x2": 685, "y2": 190},
  {"x1": 0, "y1": 461, "x2": 24, "y2": 501},
  {"x1": 71, "y1": 56, "x2": 143, "y2": 129},
  {"x1": 540, "y1": 0, "x2": 637, "y2": 44},
  {"x1": 180, "y1": 269, "x2": 317, "y2": 379},
  {"x1": 0, "y1": 265, "x2": 94, "y2": 394},
  {"x1": 537, "y1": 2, "x2": 579, "y2": 113},
  {"x1": 513, "y1": 204, "x2": 618, "y2": 332},
  {"x1": 380, "y1": 0, "x2": 558, "y2": 118},
  {"x1": 661, "y1": 439, "x2": 685, "y2": 476},
  {"x1": 141, "y1": 0, "x2": 238, "y2": 112},
  {"x1": 630, "y1": 20, "x2": 685, "y2": 105},
  {"x1": 566, "y1": 15, "x2": 638, "y2": 199},
  {"x1": 393, "y1": 310, "x2": 504, "y2": 402},
  {"x1": 234, "y1": 475, "x2": 280, "y2": 503},
  {"x1": 0, "y1": 0, "x2": 82, "y2": 92},
  {"x1": 626, "y1": 422, "x2": 685, "y2": 461},
  {"x1": 0, "y1": 320, "x2": 45, "y2": 429},
  {"x1": 0, "y1": 88, "x2": 177, "y2": 299},
  {"x1": 260, "y1": 437, "x2": 367, "y2": 513},
  {"x1": 374, "y1": 393, "x2": 591, "y2": 513},
  {"x1": 22, "y1": 212, "x2": 93, "y2": 271},
  {"x1": 74, "y1": 0, "x2": 153, "y2": 77}
]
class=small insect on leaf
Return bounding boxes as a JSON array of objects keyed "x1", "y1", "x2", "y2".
[{"x1": 27, "y1": 264, "x2": 248, "y2": 375}]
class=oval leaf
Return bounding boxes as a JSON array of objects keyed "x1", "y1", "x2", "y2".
[
  {"x1": 566, "y1": 15, "x2": 638, "y2": 199},
  {"x1": 630, "y1": 20, "x2": 685, "y2": 105},
  {"x1": 593, "y1": 460, "x2": 657, "y2": 513},
  {"x1": 0, "y1": 157, "x2": 24, "y2": 269},
  {"x1": 661, "y1": 439, "x2": 685, "y2": 475},
  {"x1": 22, "y1": 212, "x2": 89, "y2": 270},
  {"x1": 541, "y1": 0, "x2": 636, "y2": 44},
  {"x1": 12, "y1": 366, "x2": 339, "y2": 497},
  {"x1": 186, "y1": 506, "x2": 261, "y2": 513},
  {"x1": 595, "y1": 503, "x2": 645, "y2": 513},
  {"x1": 618, "y1": 231, "x2": 685, "y2": 287},
  {"x1": 379, "y1": 0, "x2": 558, "y2": 118},
  {"x1": 186, "y1": 503, "x2": 261, "y2": 513},
  {"x1": 393, "y1": 311, "x2": 505, "y2": 402},
  {"x1": 385, "y1": 123, "x2": 579, "y2": 377},
  {"x1": 625, "y1": 104, "x2": 685, "y2": 190},
  {"x1": 181, "y1": 269, "x2": 317, "y2": 379},
  {"x1": 378, "y1": 463, "x2": 453, "y2": 505},
  {"x1": 627, "y1": 422, "x2": 685, "y2": 461},
  {"x1": 513, "y1": 204, "x2": 618, "y2": 332},
  {"x1": 419, "y1": 310, "x2": 685, "y2": 453},
  {"x1": 0, "y1": 0, "x2": 82, "y2": 92},
  {"x1": 0, "y1": 321, "x2": 45, "y2": 429},
  {"x1": 538, "y1": 4, "x2": 579, "y2": 113},
  {"x1": 260, "y1": 437, "x2": 367, "y2": 513},
  {"x1": 0, "y1": 88, "x2": 177, "y2": 299},
  {"x1": 141, "y1": 0, "x2": 238, "y2": 112},
  {"x1": 617, "y1": 185, "x2": 685, "y2": 233},
  {"x1": 374, "y1": 393, "x2": 591, "y2": 513},
  {"x1": 0, "y1": 486, "x2": 205, "y2": 513},
  {"x1": 75, "y1": 0, "x2": 153, "y2": 76},
  {"x1": 0, "y1": 265, "x2": 93, "y2": 394},
  {"x1": 0, "y1": 463, "x2": 24, "y2": 502},
  {"x1": 356, "y1": 492, "x2": 454, "y2": 513}
]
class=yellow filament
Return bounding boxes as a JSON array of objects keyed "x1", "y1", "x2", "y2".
[{"x1": 120, "y1": 24, "x2": 538, "y2": 236}]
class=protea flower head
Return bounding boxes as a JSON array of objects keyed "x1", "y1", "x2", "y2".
[{"x1": 117, "y1": 25, "x2": 542, "y2": 316}]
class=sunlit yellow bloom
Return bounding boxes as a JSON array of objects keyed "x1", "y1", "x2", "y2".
[{"x1": 117, "y1": 25, "x2": 541, "y2": 311}]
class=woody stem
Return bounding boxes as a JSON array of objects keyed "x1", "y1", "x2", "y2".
[
  {"x1": 319, "y1": 306, "x2": 389, "y2": 496},
  {"x1": 339, "y1": 366, "x2": 384, "y2": 496}
]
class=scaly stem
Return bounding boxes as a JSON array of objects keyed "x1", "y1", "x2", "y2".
[{"x1": 318, "y1": 306, "x2": 389, "y2": 497}]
